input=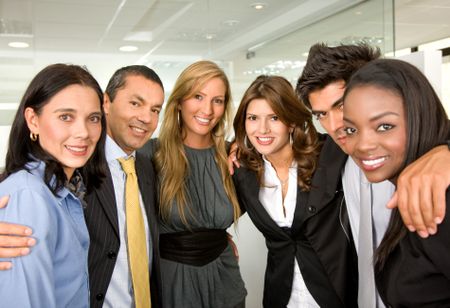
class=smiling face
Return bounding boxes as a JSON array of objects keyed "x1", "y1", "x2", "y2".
[
  {"x1": 343, "y1": 85, "x2": 407, "y2": 183},
  {"x1": 245, "y1": 98, "x2": 292, "y2": 162},
  {"x1": 25, "y1": 84, "x2": 103, "y2": 179},
  {"x1": 103, "y1": 74, "x2": 164, "y2": 154},
  {"x1": 309, "y1": 80, "x2": 348, "y2": 152},
  {"x1": 179, "y1": 77, "x2": 226, "y2": 148}
]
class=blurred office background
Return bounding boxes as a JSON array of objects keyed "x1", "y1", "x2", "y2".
[{"x1": 1, "y1": 0, "x2": 449, "y2": 306}]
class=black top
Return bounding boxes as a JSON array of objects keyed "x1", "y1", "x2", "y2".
[
  {"x1": 376, "y1": 189, "x2": 450, "y2": 308},
  {"x1": 85, "y1": 151, "x2": 162, "y2": 308},
  {"x1": 233, "y1": 135, "x2": 358, "y2": 308}
]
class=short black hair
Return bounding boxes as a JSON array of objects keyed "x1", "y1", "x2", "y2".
[
  {"x1": 296, "y1": 43, "x2": 381, "y2": 108},
  {"x1": 105, "y1": 65, "x2": 164, "y2": 102}
]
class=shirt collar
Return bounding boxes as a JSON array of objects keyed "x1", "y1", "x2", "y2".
[{"x1": 105, "y1": 135, "x2": 136, "y2": 162}]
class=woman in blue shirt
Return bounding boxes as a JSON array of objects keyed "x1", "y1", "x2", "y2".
[{"x1": 0, "y1": 63, "x2": 107, "y2": 307}]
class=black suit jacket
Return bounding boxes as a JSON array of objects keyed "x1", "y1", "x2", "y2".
[
  {"x1": 233, "y1": 136, "x2": 358, "y2": 308},
  {"x1": 376, "y1": 190, "x2": 450, "y2": 307},
  {"x1": 85, "y1": 152, "x2": 162, "y2": 308}
]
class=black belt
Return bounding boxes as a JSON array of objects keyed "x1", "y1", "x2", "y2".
[{"x1": 159, "y1": 228, "x2": 228, "y2": 266}]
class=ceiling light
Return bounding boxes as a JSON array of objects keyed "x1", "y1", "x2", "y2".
[
  {"x1": 8, "y1": 41, "x2": 29, "y2": 48},
  {"x1": 251, "y1": 3, "x2": 267, "y2": 10},
  {"x1": 302, "y1": 52, "x2": 309, "y2": 57},
  {"x1": 119, "y1": 45, "x2": 138, "y2": 52},
  {"x1": 205, "y1": 33, "x2": 216, "y2": 40}
]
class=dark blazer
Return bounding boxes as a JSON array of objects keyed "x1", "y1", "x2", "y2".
[
  {"x1": 376, "y1": 189, "x2": 450, "y2": 307},
  {"x1": 233, "y1": 136, "x2": 358, "y2": 308},
  {"x1": 84, "y1": 151, "x2": 162, "y2": 308}
]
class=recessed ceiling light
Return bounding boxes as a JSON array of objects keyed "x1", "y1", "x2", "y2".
[
  {"x1": 251, "y1": 2, "x2": 267, "y2": 10},
  {"x1": 8, "y1": 41, "x2": 29, "y2": 48},
  {"x1": 205, "y1": 33, "x2": 216, "y2": 40},
  {"x1": 355, "y1": 11, "x2": 362, "y2": 15},
  {"x1": 119, "y1": 45, "x2": 138, "y2": 52},
  {"x1": 302, "y1": 52, "x2": 309, "y2": 57}
]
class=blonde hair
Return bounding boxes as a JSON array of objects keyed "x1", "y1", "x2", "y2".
[{"x1": 155, "y1": 60, "x2": 240, "y2": 226}]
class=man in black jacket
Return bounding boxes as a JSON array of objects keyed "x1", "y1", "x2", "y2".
[
  {"x1": 296, "y1": 43, "x2": 450, "y2": 308},
  {"x1": 0, "y1": 65, "x2": 165, "y2": 308}
]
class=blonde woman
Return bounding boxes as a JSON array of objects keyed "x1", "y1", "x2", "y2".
[{"x1": 140, "y1": 60, "x2": 246, "y2": 308}]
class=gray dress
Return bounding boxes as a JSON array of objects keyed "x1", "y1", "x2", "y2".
[{"x1": 140, "y1": 139, "x2": 247, "y2": 308}]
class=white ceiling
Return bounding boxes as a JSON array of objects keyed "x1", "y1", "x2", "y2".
[{"x1": 1, "y1": 0, "x2": 450, "y2": 125}]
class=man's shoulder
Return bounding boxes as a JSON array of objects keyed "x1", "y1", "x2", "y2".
[{"x1": 138, "y1": 138, "x2": 158, "y2": 159}]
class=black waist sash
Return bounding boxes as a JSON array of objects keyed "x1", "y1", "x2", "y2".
[{"x1": 159, "y1": 228, "x2": 228, "y2": 266}]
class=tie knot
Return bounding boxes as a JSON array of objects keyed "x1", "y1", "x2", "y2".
[{"x1": 118, "y1": 157, "x2": 136, "y2": 175}]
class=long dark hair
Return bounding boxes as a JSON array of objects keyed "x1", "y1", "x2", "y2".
[
  {"x1": 344, "y1": 58, "x2": 449, "y2": 271},
  {"x1": 2, "y1": 63, "x2": 107, "y2": 194},
  {"x1": 234, "y1": 75, "x2": 320, "y2": 191}
]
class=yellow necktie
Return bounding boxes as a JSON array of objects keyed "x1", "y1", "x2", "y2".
[{"x1": 118, "y1": 157, "x2": 151, "y2": 308}]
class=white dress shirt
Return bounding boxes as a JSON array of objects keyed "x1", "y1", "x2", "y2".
[
  {"x1": 259, "y1": 157, "x2": 320, "y2": 308},
  {"x1": 342, "y1": 157, "x2": 395, "y2": 308},
  {"x1": 103, "y1": 136, "x2": 152, "y2": 308}
]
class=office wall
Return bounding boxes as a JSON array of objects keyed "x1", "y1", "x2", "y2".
[{"x1": 0, "y1": 126, "x2": 11, "y2": 169}]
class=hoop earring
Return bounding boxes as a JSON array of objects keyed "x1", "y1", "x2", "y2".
[
  {"x1": 289, "y1": 131, "x2": 293, "y2": 145},
  {"x1": 244, "y1": 135, "x2": 253, "y2": 150},
  {"x1": 177, "y1": 110, "x2": 181, "y2": 128},
  {"x1": 30, "y1": 133, "x2": 38, "y2": 142}
]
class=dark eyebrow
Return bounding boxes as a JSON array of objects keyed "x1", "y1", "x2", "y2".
[
  {"x1": 344, "y1": 111, "x2": 400, "y2": 125},
  {"x1": 54, "y1": 108, "x2": 76, "y2": 113},
  {"x1": 369, "y1": 111, "x2": 400, "y2": 122},
  {"x1": 311, "y1": 96, "x2": 343, "y2": 114},
  {"x1": 131, "y1": 94, "x2": 163, "y2": 109},
  {"x1": 331, "y1": 97, "x2": 344, "y2": 108},
  {"x1": 131, "y1": 94, "x2": 145, "y2": 102},
  {"x1": 343, "y1": 116, "x2": 355, "y2": 125}
]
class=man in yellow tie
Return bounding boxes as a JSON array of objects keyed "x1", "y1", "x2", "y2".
[
  {"x1": 0, "y1": 65, "x2": 165, "y2": 308},
  {"x1": 84, "y1": 65, "x2": 165, "y2": 308}
]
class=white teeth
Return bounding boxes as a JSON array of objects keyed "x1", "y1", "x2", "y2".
[
  {"x1": 66, "y1": 146, "x2": 86, "y2": 152},
  {"x1": 131, "y1": 127, "x2": 145, "y2": 133},
  {"x1": 195, "y1": 117, "x2": 210, "y2": 123},
  {"x1": 257, "y1": 137, "x2": 272, "y2": 142},
  {"x1": 362, "y1": 157, "x2": 386, "y2": 166}
]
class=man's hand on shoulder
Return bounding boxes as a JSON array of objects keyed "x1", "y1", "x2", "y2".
[
  {"x1": 388, "y1": 145, "x2": 450, "y2": 238},
  {"x1": 0, "y1": 195, "x2": 36, "y2": 269}
]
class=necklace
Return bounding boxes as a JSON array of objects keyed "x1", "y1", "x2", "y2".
[{"x1": 280, "y1": 177, "x2": 289, "y2": 186}]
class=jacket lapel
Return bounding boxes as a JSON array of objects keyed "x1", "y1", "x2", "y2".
[
  {"x1": 238, "y1": 168, "x2": 290, "y2": 239},
  {"x1": 291, "y1": 136, "x2": 347, "y2": 233},
  {"x1": 94, "y1": 166, "x2": 120, "y2": 238}
]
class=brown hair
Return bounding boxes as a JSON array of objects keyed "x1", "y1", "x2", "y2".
[{"x1": 234, "y1": 75, "x2": 320, "y2": 191}]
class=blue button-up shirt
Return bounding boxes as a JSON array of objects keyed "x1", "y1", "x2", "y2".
[{"x1": 0, "y1": 161, "x2": 90, "y2": 307}]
